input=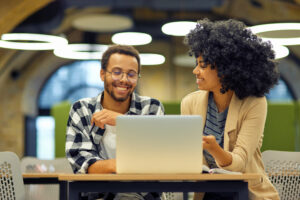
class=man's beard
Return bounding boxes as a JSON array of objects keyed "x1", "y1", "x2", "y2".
[{"x1": 104, "y1": 80, "x2": 133, "y2": 102}]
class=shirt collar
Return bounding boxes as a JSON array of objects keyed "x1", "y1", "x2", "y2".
[
  {"x1": 95, "y1": 91, "x2": 140, "y2": 115},
  {"x1": 128, "y1": 92, "x2": 140, "y2": 115}
]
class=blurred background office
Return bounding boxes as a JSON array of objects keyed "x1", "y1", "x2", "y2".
[{"x1": 0, "y1": 0, "x2": 299, "y2": 160}]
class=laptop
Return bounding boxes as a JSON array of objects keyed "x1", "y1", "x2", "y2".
[{"x1": 116, "y1": 115, "x2": 203, "y2": 174}]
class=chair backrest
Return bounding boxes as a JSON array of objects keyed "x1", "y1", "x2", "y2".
[
  {"x1": 262, "y1": 150, "x2": 300, "y2": 200},
  {"x1": 163, "y1": 192, "x2": 184, "y2": 200},
  {"x1": 0, "y1": 151, "x2": 25, "y2": 200},
  {"x1": 50, "y1": 101, "x2": 71, "y2": 158},
  {"x1": 262, "y1": 102, "x2": 296, "y2": 152}
]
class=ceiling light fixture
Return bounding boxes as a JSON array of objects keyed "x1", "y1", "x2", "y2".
[
  {"x1": 53, "y1": 44, "x2": 108, "y2": 60},
  {"x1": 174, "y1": 44, "x2": 288, "y2": 67},
  {"x1": 173, "y1": 54, "x2": 195, "y2": 67},
  {"x1": 250, "y1": 23, "x2": 300, "y2": 45},
  {"x1": 272, "y1": 45, "x2": 289, "y2": 59},
  {"x1": 140, "y1": 53, "x2": 165, "y2": 65},
  {"x1": 111, "y1": 32, "x2": 152, "y2": 45},
  {"x1": 161, "y1": 21, "x2": 197, "y2": 36},
  {"x1": 0, "y1": 33, "x2": 68, "y2": 50},
  {"x1": 72, "y1": 14, "x2": 133, "y2": 32}
]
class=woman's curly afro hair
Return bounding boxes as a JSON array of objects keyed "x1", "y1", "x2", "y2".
[{"x1": 184, "y1": 18, "x2": 279, "y2": 99}]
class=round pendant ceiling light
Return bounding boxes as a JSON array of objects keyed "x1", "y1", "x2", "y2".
[
  {"x1": 0, "y1": 33, "x2": 68, "y2": 50},
  {"x1": 140, "y1": 53, "x2": 165, "y2": 65},
  {"x1": 173, "y1": 54, "x2": 195, "y2": 67},
  {"x1": 174, "y1": 44, "x2": 288, "y2": 66},
  {"x1": 111, "y1": 32, "x2": 152, "y2": 45},
  {"x1": 272, "y1": 45, "x2": 289, "y2": 59},
  {"x1": 53, "y1": 44, "x2": 108, "y2": 60},
  {"x1": 72, "y1": 14, "x2": 133, "y2": 32},
  {"x1": 54, "y1": 43, "x2": 165, "y2": 64},
  {"x1": 161, "y1": 21, "x2": 197, "y2": 36},
  {"x1": 250, "y1": 23, "x2": 300, "y2": 46}
]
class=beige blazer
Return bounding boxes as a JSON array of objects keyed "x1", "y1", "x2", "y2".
[{"x1": 181, "y1": 90, "x2": 279, "y2": 200}]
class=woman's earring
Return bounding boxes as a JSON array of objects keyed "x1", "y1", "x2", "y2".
[{"x1": 220, "y1": 88, "x2": 226, "y2": 94}]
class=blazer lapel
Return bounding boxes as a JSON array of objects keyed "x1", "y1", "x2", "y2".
[
  {"x1": 197, "y1": 91, "x2": 209, "y2": 131},
  {"x1": 223, "y1": 93, "x2": 242, "y2": 151}
]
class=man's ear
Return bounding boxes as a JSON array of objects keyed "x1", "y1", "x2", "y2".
[{"x1": 100, "y1": 69, "x2": 105, "y2": 81}]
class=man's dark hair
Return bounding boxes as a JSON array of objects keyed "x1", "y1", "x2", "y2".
[
  {"x1": 101, "y1": 45, "x2": 141, "y2": 73},
  {"x1": 184, "y1": 18, "x2": 279, "y2": 99}
]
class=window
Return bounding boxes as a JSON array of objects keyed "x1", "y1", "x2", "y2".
[
  {"x1": 36, "y1": 116, "x2": 55, "y2": 159},
  {"x1": 36, "y1": 60, "x2": 103, "y2": 159},
  {"x1": 39, "y1": 60, "x2": 103, "y2": 109},
  {"x1": 266, "y1": 79, "x2": 294, "y2": 102}
]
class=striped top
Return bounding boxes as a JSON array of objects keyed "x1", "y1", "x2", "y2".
[{"x1": 203, "y1": 92, "x2": 228, "y2": 168}]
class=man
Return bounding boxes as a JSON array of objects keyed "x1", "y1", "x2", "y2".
[{"x1": 66, "y1": 45, "x2": 164, "y2": 200}]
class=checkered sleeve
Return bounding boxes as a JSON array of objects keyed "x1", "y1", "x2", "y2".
[
  {"x1": 149, "y1": 98, "x2": 165, "y2": 115},
  {"x1": 65, "y1": 100, "x2": 103, "y2": 174}
]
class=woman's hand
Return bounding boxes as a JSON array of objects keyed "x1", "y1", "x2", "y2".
[
  {"x1": 202, "y1": 135, "x2": 219, "y2": 153},
  {"x1": 203, "y1": 135, "x2": 232, "y2": 167}
]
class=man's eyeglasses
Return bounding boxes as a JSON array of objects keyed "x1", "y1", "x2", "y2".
[{"x1": 106, "y1": 68, "x2": 140, "y2": 83}]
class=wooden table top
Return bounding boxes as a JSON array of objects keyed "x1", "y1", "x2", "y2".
[
  {"x1": 23, "y1": 173, "x2": 60, "y2": 178},
  {"x1": 58, "y1": 173, "x2": 261, "y2": 181}
]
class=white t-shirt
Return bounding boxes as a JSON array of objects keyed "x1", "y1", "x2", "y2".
[{"x1": 102, "y1": 125, "x2": 117, "y2": 159}]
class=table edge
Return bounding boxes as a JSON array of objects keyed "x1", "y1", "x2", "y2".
[{"x1": 58, "y1": 173, "x2": 261, "y2": 181}]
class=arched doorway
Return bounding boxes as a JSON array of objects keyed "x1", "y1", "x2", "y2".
[{"x1": 35, "y1": 60, "x2": 103, "y2": 159}]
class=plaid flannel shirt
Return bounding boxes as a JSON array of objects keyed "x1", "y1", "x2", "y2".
[{"x1": 66, "y1": 92, "x2": 164, "y2": 174}]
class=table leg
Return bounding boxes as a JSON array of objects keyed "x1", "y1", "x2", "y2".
[
  {"x1": 59, "y1": 181, "x2": 68, "y2": 200},
  {"x1": 233, "y1": 181, "x2": 249, "y2": 200},
  {"x1": 68, "y1": 182, "x2": 83, "y2": 200}
]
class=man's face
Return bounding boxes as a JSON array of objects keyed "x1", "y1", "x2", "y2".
[{"x1": 100, "y1": 53, "x2": 139, "y2": 102}]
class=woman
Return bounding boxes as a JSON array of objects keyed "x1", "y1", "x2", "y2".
[{"x1": 181, "y1": 18, "x2": 280, "y2": 200}]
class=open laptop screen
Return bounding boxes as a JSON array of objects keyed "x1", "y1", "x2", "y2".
[{"x1": 116, "y1": 115, "x2": 203, "y2": 174}]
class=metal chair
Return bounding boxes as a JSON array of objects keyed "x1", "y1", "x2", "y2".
[
  {"x1": 163, "y1": 193, "x2": 183, "y2": 200},
  {"x1": 163, "y1": 192, "x2": 194, "y2": 200},
  {"x1": 0, "y1": 151, "x2": 25, "y2": 200},
  {"x1": 262, "y1": 150, "x2": 300, "y2": 200},
  {"x1": 20, "y1": 157, "x2": 72, "y2": 200}
]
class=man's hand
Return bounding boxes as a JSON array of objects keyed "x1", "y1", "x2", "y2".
[
  {"x1": 88, "y1": 159, "x2": 116, "y2": 174},
  {"x1": 91, "y1": 109, "x2": 123, "y2": 129}
]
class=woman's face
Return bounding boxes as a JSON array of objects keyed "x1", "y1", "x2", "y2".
[{"x1": 193, "y1": 56, "x2": 221, "y2": 93}]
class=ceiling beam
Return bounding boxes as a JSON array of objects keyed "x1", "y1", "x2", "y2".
[
  {"x1": 213, "y1": 0, "x2": 300, "y2": 24},
  {"x1": 65, "y1": 0, "x2": 223, "y2": 11},
  {"x1": 0, "y1": 0, "x2": 53, "y2": 35}
]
